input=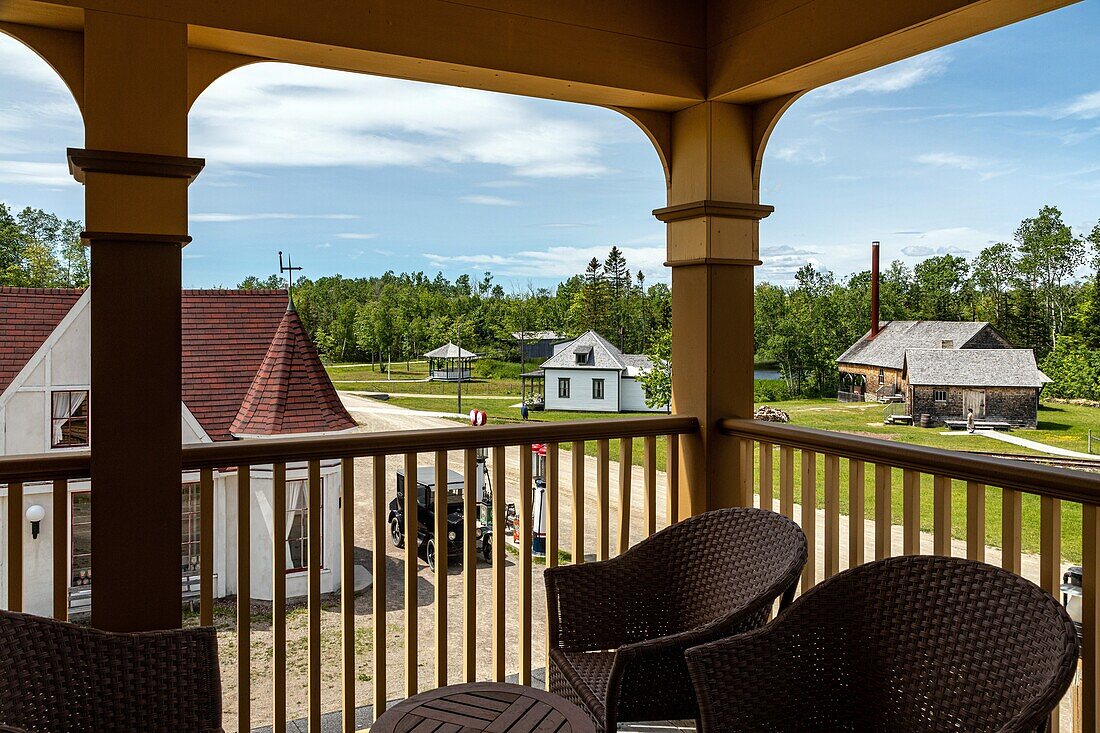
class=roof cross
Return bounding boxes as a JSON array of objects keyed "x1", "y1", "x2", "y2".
[{"x1": 278, "y1": 251, "x2": 303, "y2": 311}]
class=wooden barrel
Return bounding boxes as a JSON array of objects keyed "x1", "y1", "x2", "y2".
[{"x1": 920, "y1": 413, "x2": 932, "y2": 428}]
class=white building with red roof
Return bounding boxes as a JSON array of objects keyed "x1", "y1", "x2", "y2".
[{"x1": 0, "y1": 287, "x2": 357, "y2": 616}]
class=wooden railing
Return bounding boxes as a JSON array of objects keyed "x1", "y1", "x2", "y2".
[
  {"x1": 720, "y1": 417, "x2": 1100, "y2": 733},
  {"x1": 0, "y1": 415, "x2": 696, "y2": 733}
]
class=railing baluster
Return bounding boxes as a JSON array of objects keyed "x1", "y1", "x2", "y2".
[
  {"x1": 966, "y1": 481, "x2": 986, "y2": 562},
  {"x1": 848, "y1": 460, "x2": 865, "y2": 569},
  {"x1": 875, "y1": 464, "x2": 891, "y2": 561},
  {"x1": 667, "y1": 435, "x2": 679, "y2": 526},
  {"x1": 433, "y1": 451, "x2": 448, "y2": 688},
  {"x1": 800, "y1": 451, "x2": 816, "y2": 593},
  {"x1": 1083, "y1": 505, "x2": 1100, "y2": 731},
  {"x1": 546, "y1": 443, "x2": 559, "y2": 690},
  {"x1": 779, "y1": 446, "x2": 794, "y2": 520},
  {"x1": 403, "y1": 452, "x2": 418, "y2": 698},
  {"x1": 237, "y1": 466, "x2": 251, "y2": 732},
  {"x1": 740, "y1": 439, "x2": 754, "y2": 508},
  {"x1": 272, "y1": 463, "x2": 287, "y2": 731},
  {"x1": 1040, "y1": 495, "x2": 1061, "y2": 733},
  {"x1": 491, "y1": 445, "x2": 506, "y2": 682},
  {"x1": 7, "y1": 481, "x2": 21, "y2": 612},
  {"x1": 933, "y1": 475, "x2": 951, "y2": 557},
  {"x1": 52, "y1": 479, "x2": 67, "y2": 620},
  {"x1": 371, "y1": 456, "x2": 387, "y2": 717},
  {"x1": 824, "y1": 454, "x2": 839, "y2": 578},
  {"x1": 597, "y1": 439, "x2": 609, "y2": 561},
  {"x1": 902, "y1": 469, "x2": 920, "y2": 555},
  {"x1": 617, "y1": 438, "x2": 632, "y2": 555},
  {"x1": 519, "y1": 444, "x2": 533, "y2": 686},
  {"x1": 463, "y1": 448, "x2": 478, "y2": 683},
  {"x1": 1002, "y1": 488, "x2": 1022, "y2": 574},
  {"x1": 759, "y1": 442, "x2": 773, "y2": 513},
  {"x1": 200, "y1": 468, "x2": 214, "y2": 626},
  {"x1": 341, "y1": 458, "x2": 355, "y2": 733},
  {"x1": 643, "y1": 436, "x2": 657, "y2": 537},
  {"x1": 308, "y1": 459, "x2": 322, "y2": 729},
  {"x1": 572, "y1": 441, "x2": 585, "y2": 563}
]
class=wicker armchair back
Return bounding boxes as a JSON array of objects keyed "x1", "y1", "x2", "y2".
[
  {"x1": 0, "y1": 610, "x2": 223, "y2": 733},
  {"x1": 686, "y1": 555, "x2": 1079, "y2": 733},
  {"x1": 545, "y1": 508, "x2": 807, "y2": 732}
]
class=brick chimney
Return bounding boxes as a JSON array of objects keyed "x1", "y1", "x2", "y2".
[{"x1": 870, "y1": 241, "x2": 880, "y2": 339}]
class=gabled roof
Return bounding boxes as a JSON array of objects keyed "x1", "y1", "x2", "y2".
[
  {"x1": 0, "y1": 287, "x2": 355, "y2": 443},
  {"x1": 230, "y1": 306, "x2": 356, "y2": 436},
  {"x1": 424, "y1": 342, "x2": 478, "y2": 359},
  {"x1": 837, "y1": 321, "x2": 994, "y2": 370},
  {"x1": 0, "y1": 287, "x2": 83, "y2": 394},
  {"x1": 903, "y1": 349, "x2": 1052, "y2": 388},
  {"x1": 539, "y1": 330, "x2": 653, "y2": 374}
]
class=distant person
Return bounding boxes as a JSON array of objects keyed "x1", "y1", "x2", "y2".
[
  {"x1": 967, "y1": 408, "x2": 975, "y2": 434},
  {"x1": 520, "y1": 403, "x2": 529, "y2": 421}
]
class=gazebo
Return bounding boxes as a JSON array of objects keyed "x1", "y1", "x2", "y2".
[
  {"x1": 520, "y1": 369, "x2": 545, "y2": 410},
  {"x1": 424, "y1": 343, "x2": 478, "y2": 381}
]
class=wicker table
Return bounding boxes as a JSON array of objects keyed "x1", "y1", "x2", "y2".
[{"x1": 371, "y1": 682, "x2": 596, "y2": 733}]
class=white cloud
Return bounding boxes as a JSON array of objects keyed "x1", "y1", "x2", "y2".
[
  {"x1": 1061, "y1": 90, "x2": 1100, "y2": 119},
  {"x1": 914, "y1": 152, "x2": 1014, "y2": 181},
  {"x1": 892, "y1": 226, "x2": 992, "y2": 255},
  {"x1": 190, "y1": 63, "x2": 610, "y2": 178},
  {"x1": 190, "y1": 212, "x2": 358, "y2": 222},
  {"x1": 459, "y1": 195, "x2": 520, "y2": 207},
  {"x1": 771, "y1": 140, "x2": 828, "y2": 165},
  {"x1": 425, "y1": 245, "x2": 668, "y2": 281},
  {"x1": 817, "y1": 50, "x2": 951, "y2": 99},
  {"x1": 900, "y1": 244, "x2": 969, "y2": 257},
  {"x1": 335, "y1": 232, "x2": 379, "y2": 240},
  {"x1": 0, "y1": 160, "x2": 75, "y2": 187}
]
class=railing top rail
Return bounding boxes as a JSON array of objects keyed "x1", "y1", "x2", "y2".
[
  {"x1": 720, "y1": 417, "x2": 1100, "y2": 505},
  {"x1": 0, "y1": 415, "x2": 698, "y2": 483}
]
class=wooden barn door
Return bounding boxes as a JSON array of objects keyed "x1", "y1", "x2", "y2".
[{"x1": 963, "y1": 390, "x2": 987, "y2": 418}]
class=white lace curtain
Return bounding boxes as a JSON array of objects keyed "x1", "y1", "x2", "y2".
[
  {"x1": 52, "y1": 391, "x2": 87, "y2": 445},
  {"x1": 285, "y1": 479, "x2": 306, "y2": 569}
]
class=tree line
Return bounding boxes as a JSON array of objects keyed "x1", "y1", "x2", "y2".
[
  {"x1": 0, "y1": 203, "x2": 89, "y2": 288},
  {"x1": 240, "y1": 246, "x2": 672, "y2": 367},
  {"x1": 755, "y1": 205, "x2": 1100, "y2": 400}
]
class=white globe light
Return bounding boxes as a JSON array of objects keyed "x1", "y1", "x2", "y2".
[{"x1": 25, "y1": 505, "x2": 46, "y2": 523}]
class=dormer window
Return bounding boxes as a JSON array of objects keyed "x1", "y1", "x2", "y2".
[
  {"x1": 52, "y1": 390, "x2": 89, "y2": 448},
  {"x1": 941, "y1": 340, "x2": 954, "y2": 349},
  {"x1": 575, "y1": 352, "x2": 587, "y2": 365}
]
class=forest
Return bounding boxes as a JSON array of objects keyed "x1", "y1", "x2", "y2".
[{"x1": 2, "y1": 200, "x2": 1097, "y2": 400}]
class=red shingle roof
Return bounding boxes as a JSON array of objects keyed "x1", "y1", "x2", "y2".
[
  {"x1": 0, "y1": 287, "x2": 355, "y2": 442},
  {"x1": 230, "y1": 305, "x2": 357, "y2": 436},
  {"x1": 0, "y1": 287, "x2": 84, "y2": 394}
]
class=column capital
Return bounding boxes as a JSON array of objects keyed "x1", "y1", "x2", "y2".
[
  {"x1": 67, "y1": 148, "x2": 205, "y2": 184},
  {"x1": 80, "y1": 231, "x2": 193, "y2": 247},
  {"x1": 652, "y1": 199, "x2": 773, "y2": 223},
  {"x1": 664, "y1": 257, "x2": 762, "y2": 268}
]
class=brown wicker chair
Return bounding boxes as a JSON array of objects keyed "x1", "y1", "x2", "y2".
[
  {"x1": 544, "y1": 507, "x2": 807, "y2": 732},
  {"x1": 0, "y1": 610, "x2": 223, "y2": 733},
  {"x1": 685, "y1": 556, "x2": 1079, "y2": 733}
]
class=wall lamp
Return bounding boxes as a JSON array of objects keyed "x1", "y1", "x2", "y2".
[{"x1": 26, "y1": 505, "x2": 45, "y2": 540}]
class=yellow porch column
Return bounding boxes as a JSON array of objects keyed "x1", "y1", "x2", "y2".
[
  {"x1": 655, "y1": 102, "x2": 772, "y2": 518},
  {"x1": 71, "y1": 11, "x2": 201, "y2": 632}
]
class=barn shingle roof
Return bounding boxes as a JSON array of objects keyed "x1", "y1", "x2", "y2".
[
  {"x1": 903, "y1": 349, "x2": 1051, "y2": 388},
  {"x1": 837, "y1": 321, "x2": 994, "y2": 370},
  {"x1": 540, "y1": 330, "x2": 653, "y2": 374}
]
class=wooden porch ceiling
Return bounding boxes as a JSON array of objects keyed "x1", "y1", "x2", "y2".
[{"x1": 0, "y1": 0, "x2": 1081, "y2": 112}]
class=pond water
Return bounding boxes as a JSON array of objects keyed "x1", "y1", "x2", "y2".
[{"x1": 754, "y1": 369, "x2": 782, "y2": 381}]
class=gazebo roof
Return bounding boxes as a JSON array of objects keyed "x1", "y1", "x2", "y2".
[{"x1": 424, "y1": 342, "x2": 478, "y2": 359}]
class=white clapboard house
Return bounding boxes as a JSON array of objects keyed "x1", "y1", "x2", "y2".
[
  {"x1": 0, "y1": 287, "x2": 357, "y2": 617},
  {"x1": 541, "y1": 331, "x2": 667, "y2": 413}
]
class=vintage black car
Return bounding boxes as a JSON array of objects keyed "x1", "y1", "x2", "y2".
[{"x1": 389, "y1": 466, "x2": 492, "y2": 571}]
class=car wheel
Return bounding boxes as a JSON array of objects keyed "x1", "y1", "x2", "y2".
[
  {"x1": 390, "y1": 518, "x2": 404, "y2": 548},
  {"x1": 482, "y1": 534, "x2": 492, "y2": 564},
  {"x1": 425, "y1": 538, "x2": 436, "y2": 572}
]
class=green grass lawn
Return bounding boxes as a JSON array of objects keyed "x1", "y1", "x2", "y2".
[
  {"x1": 381, "y1": 391, "x2": 1100, "y2": 562},
  {"x1": 327, "y1": 358, "x2": 528, "y2": 396}
]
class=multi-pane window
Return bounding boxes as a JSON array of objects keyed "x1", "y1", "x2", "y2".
[
  {"x1": 70, "y1": 485, "x2": 202, "y2": 586},
  {"x1": 286, "y1": 479, "x2": 322, "y2": 571},
  {"x1": 592, "y1": 378, "x2": 605, "y2": 399},
  {"x1": 52, "y1": 390, "x2": 89, "y2": 448},
  {"x1": 933, "y1": 389, "x2": 948, "y2": 403},
  {"x1": 878, "y1": 368, "x2": 885, "y2": 386},
  {"x1": 558, "y1": 378, "x2": 571, "y2": 399},
  {"x1": 181, "y1": 482, "x2": 201, "y2": 576},
  {"x1": 70, "y1": 493, "x2": 92, "y2": 587}
]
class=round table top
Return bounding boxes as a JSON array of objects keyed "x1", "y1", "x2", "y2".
[{"x1": 371, "y1": 682, "x2": 596, "y2": 733}]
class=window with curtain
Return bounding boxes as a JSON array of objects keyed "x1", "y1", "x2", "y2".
[
  {"x1": 286, "y1": 479, "x2": 323, "y2": 572},
  {"x1": 181, "y1": 482, "x2": 201, "y2": 576},
  {"x1": 592, "y1": 378, "x2": 605, "y2": 399},
  {"x1": 52, "y1": 390, "x2": 89, "y2": 448}
]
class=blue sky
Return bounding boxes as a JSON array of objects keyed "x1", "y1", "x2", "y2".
[{"x1": 0, "y1": 2, "x2": 1097, "y2": 289}]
